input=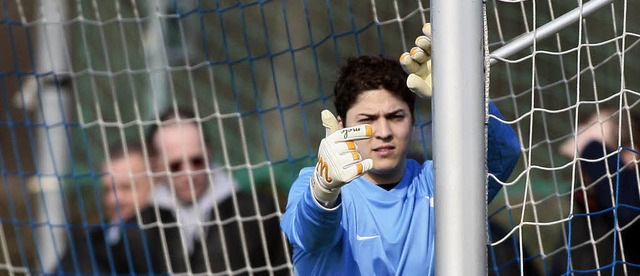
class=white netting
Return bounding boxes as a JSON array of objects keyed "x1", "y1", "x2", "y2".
[{"x1": 486, "y1": 0, "x2": 640, "y2": 274}]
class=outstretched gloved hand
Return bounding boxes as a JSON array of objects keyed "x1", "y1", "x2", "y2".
[
  {"x1": 310, "y1": 110, "x2": 374, "y2": 206},
  {"x1": 399, "y1": 23, "x2": 433, "y2": 98}
]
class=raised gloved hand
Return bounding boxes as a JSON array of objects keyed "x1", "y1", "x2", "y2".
[
  {"x1": 311, "y1": 110, "x2": 374, "y2": 206},
  {"x1": 399, "y1": 23, "x2": 433, "y2": 98}
]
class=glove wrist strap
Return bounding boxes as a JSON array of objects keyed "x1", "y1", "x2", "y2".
[{"x1": 310, "y1": 176, "x2": 340, "y2": 207}]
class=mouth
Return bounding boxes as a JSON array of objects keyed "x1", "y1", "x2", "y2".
[
  {"x1": 372, "y1": 144, "x2": 395, "y2": 156},
  {"x1": 176, "y1": 180, "x2": 205, "y2": 194}
]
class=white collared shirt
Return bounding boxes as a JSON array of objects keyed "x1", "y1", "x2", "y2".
[{"x1": 152, "y1": 164, "x2": 237, "y2": 253}]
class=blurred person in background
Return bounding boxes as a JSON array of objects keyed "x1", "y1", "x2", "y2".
[
  {"x1": 57, "y1": 141, "x2": 165, "y2": 274},
  {"x1": 147, "y1": 107, "x2": 288, "y2": 275},
  {"x1": 554, "y1": 107, "x2": 640, "y2": 275}
]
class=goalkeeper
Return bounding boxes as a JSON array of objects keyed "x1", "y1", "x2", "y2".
[{"x1": 280, "y1": 23, "x2": 521, "y2": 275}]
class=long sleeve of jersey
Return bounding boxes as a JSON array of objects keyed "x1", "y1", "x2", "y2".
[
  {"x1": 279, "y1": 168, "x2": 343, "y2": 253},
  {"x1": 487, "y1": 101, "x2": 521, "y2": 201}
]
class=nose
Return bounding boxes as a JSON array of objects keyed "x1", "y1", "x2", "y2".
[
  {"x1": 373, "y1": 119, "x2": 392, "y2": 140},
  {"x1": 171, "y1": 173, "x2": 190, "y2": 187},
  {"x1": 103, "y1": 191, "x2": 117, "y2": 212}
]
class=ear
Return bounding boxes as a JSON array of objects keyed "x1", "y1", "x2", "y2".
[{"x1": 337, "y1": 116, "x2": 344, "y2": 128}]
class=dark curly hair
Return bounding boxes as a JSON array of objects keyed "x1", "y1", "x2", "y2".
[{"x1": 333, "y1": 55, "x2": 415, "y2": 122}]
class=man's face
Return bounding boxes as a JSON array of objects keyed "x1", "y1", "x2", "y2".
[
  {"x1": 341, "y1": 89, "x2": 413, "y2": 184},
  {"x1": 153, "y1": 123, "x2": 208, "y2": 204},
  {"x1": 102, "y1": 153, "x2": 151, "y2": 222}
]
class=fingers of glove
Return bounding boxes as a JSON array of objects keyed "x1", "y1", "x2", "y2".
[
  {"x1": 316, "y1": 151, "x2": 372, "y2": 188},
  {"x1": 342, "y1": 158, "x2": 374, "y2": 183},
  {"x1": 327, "y1": 124, "x2": 372, "y2": 143},
  {"x1": 318, "y1": 141, "x2": 366, "y2": 172},
  {"x1": 414, "y1": 36, "x2": 432, "y2": 55},
  {"x1": 321, "y1": 110, "x2": 340, "y2": 137},
  {"x1": 410, "y1": 57, "x2": 431, "y2": 78},
  {"x1": 321, "y1": 139, "x2": 360, "y2": 155},
  {"x1": 314, "y1": 152, "x2": 362, "y2": 188},
  {"x1": 399, "y1": 52, "x2": 420, "y2": 74},
  {"x1": 407, "y1": 73, "x2": 432, "y2": 98},
  {"x1": 422, "y1": 23, "x2": 432, "y2": 37},
  {"x1": 410, "y1": 46, "x2": 430, "y2": 64},
  {"x1": 331, "y1": 150, "x2": 362, "y2": 167}
]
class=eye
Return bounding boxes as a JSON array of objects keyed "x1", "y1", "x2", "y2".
[
  {"x1": 388, "y1": 114, "x2": 405, "y2": 121},
  {"x1": 189, "y1": 156, "x2": 206, "y2": 169},
  {"x1": 169, "y1": 160, "x2": 183, "y2": 172},
  {"x1": 357, "y1": 116, "x2": 376, "y2": 124}
]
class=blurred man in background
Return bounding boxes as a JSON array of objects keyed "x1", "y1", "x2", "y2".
[
  {"x1": 147, "y1": 107, "x2": 289, "y2": 275},
  {"x1": 57, "y1": 141, "x2": 164, "y2": 274}
]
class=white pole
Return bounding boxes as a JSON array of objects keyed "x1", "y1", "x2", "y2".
[
  {"x1": 29, "y1": 0, "x2": 71, "y2": 272},
  {"x1": 431, "y1": 0, "x2": 486, "y2": 275},
  {"x1": 143, "y1": 1, "x2": 170, "y2": 115},
  {"x1": 489, "y1": 0, "x2": 613, "y2": 65}
]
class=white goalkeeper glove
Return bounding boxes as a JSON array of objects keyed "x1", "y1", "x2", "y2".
[
  {"x1": 311, "y1": 110, "x2": 374, "y2": 206},
  {"x1": 399, "y1": 23, "x2": 433, "y2": 98}
]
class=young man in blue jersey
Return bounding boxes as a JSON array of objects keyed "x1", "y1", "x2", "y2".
[{"x1": 280, "y1": 23, "x2": 521, "y2": 275}]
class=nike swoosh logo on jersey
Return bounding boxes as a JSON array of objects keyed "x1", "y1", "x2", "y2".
[{"x1": 356, "y1": 234, "x2": 380, "y2": 241}]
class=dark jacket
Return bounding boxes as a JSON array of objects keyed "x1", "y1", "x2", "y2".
[
  {"x1": 552, "y1": 141, "x2": 640, "y2": 275},
  {"x1": 56, "y1": 206, "x2": 172, "y2": 274},
  {"x1": 158, "y1": 191, "x2": 290, "y2": 275}
]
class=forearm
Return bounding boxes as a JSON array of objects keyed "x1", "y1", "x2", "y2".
[
  {"x1": 295, "y1": 188, "x2": 343, "y2": 251},
  {"x1": 487, "y1": 102, "x2": 521, "y2": 201},
  {"x1": 281, "y1": 170, "x2": 343, "y2": 253}
]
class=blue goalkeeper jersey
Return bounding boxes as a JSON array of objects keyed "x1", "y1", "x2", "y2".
[{"x1": 280, "y1": 102, "x2": 520, "y2": 275}]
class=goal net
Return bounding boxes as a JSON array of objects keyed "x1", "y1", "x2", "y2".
[
  {"x1": 486, "y1": 0, "x2": 640, "y2": 275},
  {"x1": 0, "y1": 0, "x2": 638, "y2": 275}
]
